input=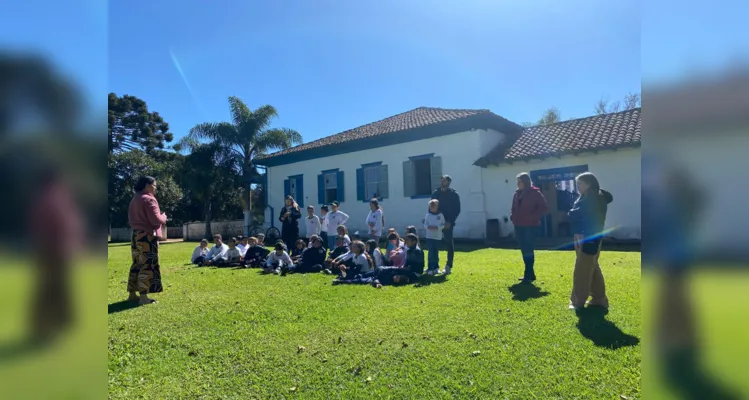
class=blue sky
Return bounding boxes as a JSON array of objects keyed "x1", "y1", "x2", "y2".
[
  {"x1": 3, "y1": 0, "x2": 749, "y2": 144},
  {"x1": 108, "y1": 0, "x2": 642, "y2": 145}
]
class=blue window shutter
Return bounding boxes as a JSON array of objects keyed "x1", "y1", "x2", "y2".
[
  {"x1": 284, "y1": 179, "x2": 290, "y2": 199},
  {"x1": 378, "y1": 164, "x2": 389, "y2": 199},
  {"x1": 430, "y1": 156, "x2": 442, "y2": 192},
  {"x1": 356, "y1": 168, "x2": 365, "y2": 202},
  {"x1": 402, "y1": 160, "x2": 414, "y2": 197},
  {"x1": 317, "y1": 174, "x2": 325, "y2": 204},
  {"x1": 337, "y1": 170, "x2": 345, "y2": 202},
  {"x1": 297, "y1": 176, "x2": 304, "y2": 208}
]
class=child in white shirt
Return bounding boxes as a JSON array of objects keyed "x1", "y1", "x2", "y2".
[
  {"x1": 366, "y1": 199, "x2": 384, "y2": 240},
  {"x1": 319, "y1": 205, "x2": 330, "y2": 249},
  {"x1": 265, "y1": 242, "x2": 294, "y2": 274},
  {"x1": 191, "y1": 239, "x2": 209, "y2": 264},
  {"x1": 424, "y1": 199, "x2": 446, "y2": 275},
  {"x1": 332, "y1": 240, "x2": 372, "y2": 277},
  {"x1": 236, "y1": 236, "x2": 248, "y2": 257},
  {"x1": 220, "y1": 237, "x2": 244, "y2": 267},
  {"x1": 325, "y1": 201, "x2": 349, "y2": 249},
  {"x1": 305, "y1": 205, "x2": 321, "y2": 245}
]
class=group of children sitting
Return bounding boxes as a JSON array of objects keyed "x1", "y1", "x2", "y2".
[
  {"x1": 190, "y1": 225, "x2": 434, "y2": 288},
  {"x1": 191, "y1": 198, "x2": 452, "y2": 288}
]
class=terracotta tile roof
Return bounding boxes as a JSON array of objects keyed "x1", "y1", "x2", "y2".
[
  {"x1": 255, "y1": 107, "x2": 521, "y2": 162},
  {"x1": 474, "y1": 108, "x2": 641, "y2": 167}
]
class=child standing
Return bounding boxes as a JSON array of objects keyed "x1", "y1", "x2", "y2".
[
  {"x1": 319, "y1": 205, "x2": 330, "y2": 249},
  {"x1": 191, "y1": 239, "x2": 210, "y2": 265},
  {"x1": 265, "y1": 242, "x2": 294, "y2": 275},
  {"x1": 325, "y1": 201, "x2": 349, "y2": 249},
  {"x1": 423, "y1": 199, "x2": 446, "y2": 275},
  {"x1": 365, "y1": 199, "x2": 384, "y2": 241},
  {"x1": 305, "y1": 205, "x2": 321, "y2": 243}
]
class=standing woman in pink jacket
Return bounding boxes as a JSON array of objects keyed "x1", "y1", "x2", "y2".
[{"x1": 127, "y1": 176, "x2": 167, "y2": 305}]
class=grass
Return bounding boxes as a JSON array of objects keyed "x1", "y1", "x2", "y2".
[{"x1": 108, "y1": 242, "x2": 642, "y2": 399}]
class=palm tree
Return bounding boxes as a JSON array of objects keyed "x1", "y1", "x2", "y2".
[
  {"x1": 187, "y1": 96, "x2": 302, "y2": 232},
  {"x1": 179, "y1": 138, "x2": 241, "y2": 238}
]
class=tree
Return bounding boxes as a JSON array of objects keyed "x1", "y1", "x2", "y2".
[
  {"x1": 537, "y1": 107, "x2": 561, "y2": 125},
  {"x1": 595, "y1": 92, "x2": 640, "y2": 115},
  {"x1": 108, "y1": 93, "x2": 174, "y2": 154},
  {"x1": 179, "y1": 138, "x2": 244, "y2": 238},
  {"x1": 187, "y1": 96, "x2": 302, "y2": 230},
  {"x1": 108, "y1": 149, "x2": 183, "y2": 228}
]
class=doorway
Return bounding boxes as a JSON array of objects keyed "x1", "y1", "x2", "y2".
[{"x1": 530, "y1": 165, "x2": 588, "y2": 238}]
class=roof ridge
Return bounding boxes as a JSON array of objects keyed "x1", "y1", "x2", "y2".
[{"x1": 526, "y1": 107, "x2": 641, "y2": 129}]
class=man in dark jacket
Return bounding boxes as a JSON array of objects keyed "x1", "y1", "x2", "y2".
[
  {"x1": 431, "y1": 175, "x2": 461, "y2": 274},
  {"x1": 510, "y1": 173, "x2": 549, "y2": 283}
]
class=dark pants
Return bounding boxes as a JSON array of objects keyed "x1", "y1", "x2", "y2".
[
  {"x1": 193, "y1": 256, "x2": 206, "y2": 265},
  {"x1": 426, "y1": 239, "x2": 440, "y2": 271},
  {"x1": 289, "y1": 263, "x2": 323, "y2": 274},
  {"x1": 320, "y1": 231, "x2": 329, "y2": 249},
  {"x1": 282, "y1": 227, "x2": 298, "y2": 251},
  {"x1": 515, "y1": 226, "x2": 537, "y2": 280},
  {"x1": 442, "y1": 226, "x2": 455, "y2": 266}
]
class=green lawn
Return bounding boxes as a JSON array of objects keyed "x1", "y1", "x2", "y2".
[{"x1": 108, "y1": 242, "x2": 642, "y2": 399}]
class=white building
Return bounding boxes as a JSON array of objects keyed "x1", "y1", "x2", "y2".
[{"x1": 254, "y1": 107, "x2": 641, "y2": 241}]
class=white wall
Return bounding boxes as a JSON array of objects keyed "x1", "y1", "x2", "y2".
[
  {"x1": 481, "y1": 148, "x2": 641, "y2": 240},
  {"x1": 264, "y1": 129, "x2": 506, "y2": 239}
]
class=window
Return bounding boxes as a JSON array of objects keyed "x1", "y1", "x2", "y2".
[
  {"x1": 324, "y1": 172, "x2": 337, "y2": 204},
  {"x1": 356, "y1": 162, "x2": 389, "y2": 201},
  {"x1": 402, "y1": 154, "x2": 442, "y2": 198},
  {"x1": 317, "y1": 169, "x2": 345, "y2": 204},
  {"x1": 283, "y1": 175, "x2": 304, "y2": 207}
]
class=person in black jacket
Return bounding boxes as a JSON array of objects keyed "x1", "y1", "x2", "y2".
[
  {"x1": 284, "y1": 235, "x2": 327, "y2": 275},
  {"x1": 243, "y1": 236, "x2": 271, "y2": 268},
  {"x1": 430, "y1": 175, "x2": 461, "y2": 274},
  {"x1": 567, "y1": 172, "x2": 614, "y2": 310},
  {"x1": 279, "y1": 195, "x2": 302, "y2": 251}
]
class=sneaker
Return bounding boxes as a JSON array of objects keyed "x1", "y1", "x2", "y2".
[
  {"x1": 281, "y1": 265, "x2": 289, "y2": 276},
  {"x1": 323, "y1": 269, "x2": 332, "y2": 275},
  {"x1": 427, "y1": 270, "x2": 435, "y2": 276},
  {"x1": 443, "y1": 265, "x2": 452, "y2": 275},
  {"x1": 274, "y1": 267, "x2": 281, "y2": 275},
  {"x1": 568, "y1": 304, "x2": 583, "y2": 310}
]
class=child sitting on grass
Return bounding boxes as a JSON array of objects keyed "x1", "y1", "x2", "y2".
[
  {"x1": 191, "y1": 239, "x2": 209, "y2": 265},
  {"x1": 290, "y1": 238, "x2": 306, "y2": 262},
  {"x1": 236, "y1": 235, "x2": 248, "y2": 256},
  {"x1": 243, "y1": 236, "x2": 270, "y2": 268},
  {"x1": 255, "y1": 233, "x2": 266, "y2": 247},
  {"x1": 324, "y1": 236, "x2": 350, "y2": 271},
  {"x1": 334, "y1": 235, "x2": 423, "y2": 288},
  {"x1": 265, "y1": 242, "x2": 293, "y2": 275},
  {"x1": 336, "y1": 225, "x2": 351, "y2": 247},
  {"x1": 366, "y1": 239, "x2": 385, "y2": 268},
  {"x1": 283, "y1": 235, "x2": 327, "y2": 275},
  {"x1": 217, "y1": 237, "x2": 243, "y2": 267},
  {"x1": 386, "y1": 232, "x2": 406, "y2": 268},
  {"x1": 326, "y1": 240, "x2": 372, "y2": 278}
]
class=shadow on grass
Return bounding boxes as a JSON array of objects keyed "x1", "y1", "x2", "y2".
[
  {"x1": 575, "y1": 307, "x2": 640, "y2": 349},
  {"x1": 413, "y1": 274, "x2": 448, "y2": 288},
  {"x1": 507, "y1": 283, "x2": 550, "y2": 301},
  {"x1": 108, "y1": 300, "x2": 140, "y2": 314},
  {"x1": 0, "y1": 338, "x2": 51, "y2": 366},
  {"x1": 661, "y1": 348, "x2": 742, "y2": 400}
]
